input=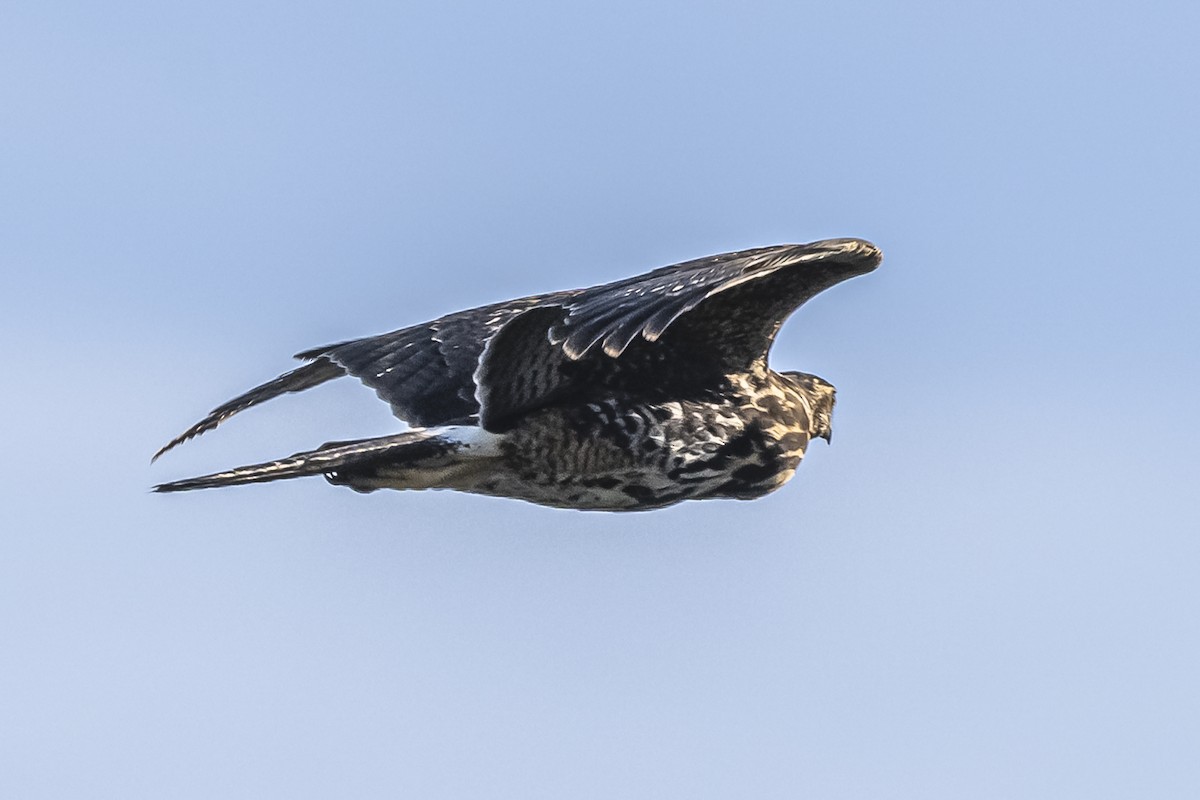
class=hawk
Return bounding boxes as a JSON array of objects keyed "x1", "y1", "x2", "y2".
[{"x1": 153, "y1": 238, "x2": 881, "y2": 511}]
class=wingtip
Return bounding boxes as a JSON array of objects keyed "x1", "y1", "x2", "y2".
[
  {"x1": 810, "y1": 237, "x2": 882, "y2": 271},
  {"x1": 151, "y1": 441, "x2": 175, "y2": 464},
  {"x1": 151, "y1": 428, "x2": 198, "y2": 463}
]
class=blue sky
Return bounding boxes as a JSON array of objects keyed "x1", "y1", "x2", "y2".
[{"x1": 2, "y1": 1, "x2": 1198, "y2": 797}]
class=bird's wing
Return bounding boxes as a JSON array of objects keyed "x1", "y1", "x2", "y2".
[
  {"x1": 551, "y1": 238, "x2": 881, "y2": 362},
  {"x1": 474, "y1": 238, "x2": 880, "y2": 429},
  {"x1": 296, "y1": 293, "x2": 570, "y2": 426},
  {"x1": 153, "y1": 293, "x2": 572, "y2": 459},
  {"x1": 155, "y1": 239, "x2": 879, "y2": 455},
  {"x1": 153, "y1": 358, "x2": 345, "y2": 460}
]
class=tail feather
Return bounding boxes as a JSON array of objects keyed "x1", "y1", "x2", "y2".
[
  {"x1": 154, "y1": 424, "x2": 501, "y2": 494},
  {"x1": 153, "y1": 429, "x2": 460, "y2": 493},
  {"x1": 153, "y1": 357, "x2": 344, "y2": 462}
]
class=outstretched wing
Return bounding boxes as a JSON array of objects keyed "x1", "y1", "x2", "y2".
[
  {"x1": 154, "y1": 293, "x2": 573, "y2": 459},
  {"x1": 295, "y1": 293, "x2": 570, "y2": 425},
  {"x1": 153, "y1": 357, "x2": 345, "y2": 460},
  {"x1": 474, "y1": 238, "x2": 881, "y2": 429},
  {"x1": 551, "y1": 238, "x2": 881, "y2": 363},
  {"x1": 155, "y1": 238, "x2": 879, "y2": 455}
]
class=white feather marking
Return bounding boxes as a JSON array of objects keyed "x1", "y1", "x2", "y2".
[{"x1": 441, "y1": 425, "x2": 505, "y2": 457}]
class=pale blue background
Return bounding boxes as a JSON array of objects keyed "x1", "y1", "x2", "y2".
[{"x1": 2, "y1": 1, "x2": 1198, "y2": 797}]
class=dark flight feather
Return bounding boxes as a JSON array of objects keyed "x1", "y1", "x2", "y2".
[{"x1": 155, "y1": 239, "x2": 880, "y2": 461}]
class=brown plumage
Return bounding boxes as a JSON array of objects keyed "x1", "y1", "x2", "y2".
[{"x1": 153, "y1": 238, "x2": 881, "y2": 510}]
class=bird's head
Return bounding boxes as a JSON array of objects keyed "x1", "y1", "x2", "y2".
[{"x1": 780, "y1": 371, "x2": 836, "y2": 443}]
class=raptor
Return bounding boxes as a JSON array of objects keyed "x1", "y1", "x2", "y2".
[{"x1": 154, "y1": 238, "x2": 881, "y2": 510}]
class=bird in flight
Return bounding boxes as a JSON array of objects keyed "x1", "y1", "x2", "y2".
[{"x1": 153, "y1": 238, "x2": 881, "y2": 510}]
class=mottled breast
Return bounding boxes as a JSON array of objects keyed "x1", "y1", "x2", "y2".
[{"x1": 482, "y1": 383, "x2": 815, "y2": 510}]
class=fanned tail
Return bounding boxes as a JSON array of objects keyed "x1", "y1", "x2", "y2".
[{"x1": 153, "y1": 357, "x2": 344, "y2": 461}]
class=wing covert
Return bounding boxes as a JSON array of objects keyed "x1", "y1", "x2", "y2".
[{"x1": 299, "y1": 293, "x2": 573, "y2": 427}]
